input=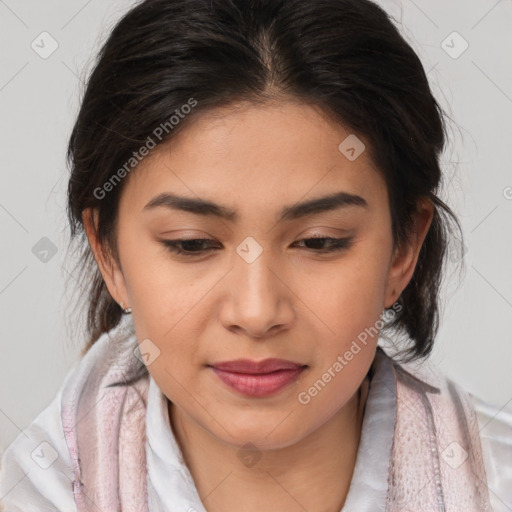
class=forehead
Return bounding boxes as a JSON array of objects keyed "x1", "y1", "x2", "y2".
[{"x1": 119, "y1": 100, "x2": 387, "y2": 218}]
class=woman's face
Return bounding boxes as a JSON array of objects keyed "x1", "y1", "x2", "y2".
[{"x1": 86, "y1": 99, "x2": 430, "y2": 450}]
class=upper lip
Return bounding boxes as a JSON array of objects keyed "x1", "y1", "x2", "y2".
[{"x1": 209, "y1": 358, "x2": 306, "y2": 374}]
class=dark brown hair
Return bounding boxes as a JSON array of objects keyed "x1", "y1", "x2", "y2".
[{"x1": 66, "y1": 0, "x2": 463, "y2": 362}]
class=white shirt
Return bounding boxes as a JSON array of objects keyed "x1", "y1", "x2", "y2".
[{"x1": 1, "y1": 343, "x2": 511, "y2": 512}]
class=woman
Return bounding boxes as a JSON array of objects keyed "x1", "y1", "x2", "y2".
[{"x1": 1, "y1": 0, "x2": 510, "y2": 510}]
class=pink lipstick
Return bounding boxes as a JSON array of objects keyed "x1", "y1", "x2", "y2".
[{"x1": 208, "y1": 358, "x2": 307, "y2": 397}]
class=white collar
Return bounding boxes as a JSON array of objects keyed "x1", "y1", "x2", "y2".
[{"x1": 145, "y1": 373, "x2": 207, "y2": 511}]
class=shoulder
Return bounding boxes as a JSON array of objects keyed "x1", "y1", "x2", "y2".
[
  {"x1": 0, "y1": 317, "x2": 139, "y2": 512},
  {"x1": 392, "y1": 352, "x2": 512, "y2": 511},
  {"x1": 0, "y1": 375, "x2": 77, "y2": 511},
  {"x1": 470, "y1": 391, "x2": 512, "y2": 512}
]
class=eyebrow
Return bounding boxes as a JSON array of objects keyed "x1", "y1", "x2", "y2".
[{"x1": 142, "y1": 190, "x2": 368, "y2": 222}]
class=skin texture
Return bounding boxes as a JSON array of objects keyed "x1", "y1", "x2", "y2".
[{"x1": 83, "y1": 98, "x2": 433, "y2": 511}]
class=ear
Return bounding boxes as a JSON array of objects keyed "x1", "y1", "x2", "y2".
[
  {"x1": 384, "y1": 197, "x2": 434, "y2": 308},
  {"x1": 82, "y1": 207, "x2": 129, "y2": 309}
]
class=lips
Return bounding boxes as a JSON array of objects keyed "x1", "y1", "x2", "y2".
[
  {"x1": 210, "y1": 358, "x2": 304, "y2": 374},
  {"x1": 208, "y1": 358, "x2": 307, "y2": 397}
]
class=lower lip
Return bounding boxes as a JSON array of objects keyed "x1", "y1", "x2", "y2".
[{"x1": 210, "y1": 367, "x2": 306, "y2": 397}]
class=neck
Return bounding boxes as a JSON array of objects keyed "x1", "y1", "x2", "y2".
[{"x1": 169, "y1": 377, "x2": 370, "y2": 512}]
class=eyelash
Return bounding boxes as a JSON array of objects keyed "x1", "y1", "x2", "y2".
[{"x1": 159, "y1": 236, "x2": 353, "y2": 257}]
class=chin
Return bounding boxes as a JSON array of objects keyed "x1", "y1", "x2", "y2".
[{"x1": 208, "y1": 411, "x2": 312, "y2": 452}]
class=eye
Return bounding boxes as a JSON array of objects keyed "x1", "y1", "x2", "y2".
[
  {"x1": 159, "y1": 238, "x2": 220, "y2": 256},
  {"x1": 291, "y1": 236, "x2": 353, "y2": 253},
  {"x1": 159, "y1": 236, "x2": 353, "y2": 258}
]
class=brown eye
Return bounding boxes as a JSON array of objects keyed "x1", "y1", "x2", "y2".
[
  {"x1": 293, "y1": 237, "x2": 353, "y2": 253},
  {"x1": 160, "y1": 238, "x2": 220, "y2": 256}
]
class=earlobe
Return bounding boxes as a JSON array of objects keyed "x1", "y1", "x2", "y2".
[
  {"x1": 384, "y1": 198, "x2": 434, "y2": 308},
  {"x1": 82, "y1": 208, "x2": 128, "y2": 309}
]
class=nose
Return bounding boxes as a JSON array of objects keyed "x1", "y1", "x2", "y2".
[{"x1": 218, "y1": 243, "x2": 295, "y2": 339}]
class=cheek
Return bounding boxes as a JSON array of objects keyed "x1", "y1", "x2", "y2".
[
  {"x1": 299, "y1": 250, "x2": 390, "y2": 344},
  {"x1": 117, "y1": 238, "x2": 207, "y2": 383},
  {"x1": 119, "y1": 230, "x2": 199, "y2": 328}
]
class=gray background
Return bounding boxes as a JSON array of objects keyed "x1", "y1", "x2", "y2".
[{"x1": 1, "y1": 0, "x2": 511, "y2": 456}]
